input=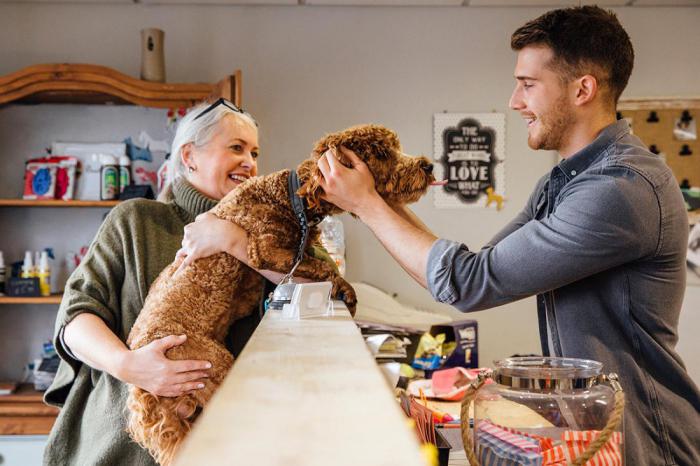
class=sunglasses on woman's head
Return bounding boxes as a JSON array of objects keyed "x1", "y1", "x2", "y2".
[{"x1": 193, "y1": 98, "x2": 258, "y2": 126}]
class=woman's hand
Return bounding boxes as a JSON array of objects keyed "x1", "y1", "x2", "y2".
[
  {"x1": 174, "y1": 212, "x2": 304, "y2": 284},
  {"x1": 316, "y1": 146, "x2": 382, "y2": 217},
  {"x1": 176, "y1": 212, "x2": 248, "y2": 273},
  {"x1": 117, "y1": 334, "x2": 211, "y2": 397}
]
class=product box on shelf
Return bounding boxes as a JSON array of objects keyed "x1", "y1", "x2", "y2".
[
  {"x1": 23, "y1": 156, "x2": 79, "y2": 201},
  {"x1": 51, "y1": 142, "x2": 126, "y2": 201},
  {"x1": 6, "y1": 277, "x2": 41, "y2": 297}
]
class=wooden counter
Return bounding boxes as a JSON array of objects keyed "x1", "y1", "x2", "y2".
[{"x1": 174, "y1": 305, "x2": 427, "y2": 466}]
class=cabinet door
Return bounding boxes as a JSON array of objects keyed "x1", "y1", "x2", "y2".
[{"x1": 0, "y1": 435, "x2": 47, "y2": 466}]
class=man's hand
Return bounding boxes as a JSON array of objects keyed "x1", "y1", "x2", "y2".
[
  {"x1": 317, "y1": 146, "x2": 436, "y2": 287},
  {"x1": 316, "y1": 146, "x2": 382, "y2": 217},
  {"x1": 175, "y1": 212, "x2": 248, "y2": 275},
  {"x1": 118, "y1": 334, "x2": 211, "y2": 397}
]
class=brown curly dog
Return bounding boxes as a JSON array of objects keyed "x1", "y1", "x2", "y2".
[{"x1": 125, "y1": 124, "x2": 435, "y2": 465}]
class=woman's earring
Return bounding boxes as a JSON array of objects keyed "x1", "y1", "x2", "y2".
[{"x1": 188, "y1": 166, "x2": 196, "y2": 173}]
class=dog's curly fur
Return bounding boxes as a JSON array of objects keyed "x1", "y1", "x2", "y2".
[{"x1": 125, "y1": 124, "x2": 435, "y2": 465}]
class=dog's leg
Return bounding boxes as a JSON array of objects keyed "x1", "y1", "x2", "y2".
[
  {"x1": 247, "y1": 235, "x2": 357, "y2": 314},
  {"x1": 287, "y1": 257, "x2": 357, "y2": 316},
  {"x1": 246, "y1": 233, "x2": 298, "y2": 271}
]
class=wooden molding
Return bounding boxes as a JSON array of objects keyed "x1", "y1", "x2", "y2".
[{"x1": 0, "y1": 64, "x2": 241, "y2": 108}]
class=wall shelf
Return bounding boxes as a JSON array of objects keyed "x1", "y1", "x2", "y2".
[
  {"x1": 0, "y1": 295, "x2": 63, "y2": 305},
  {"x1": 0, "y1": 199, "x2": 120, "y2": 208},
  {"x1": 0, "y1": 62, "x2": 241, "y2": 397}
]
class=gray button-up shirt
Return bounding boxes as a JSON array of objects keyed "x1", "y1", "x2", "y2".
[{"x1": 427, "y1": 120, "x2": 700, "y2": 466}]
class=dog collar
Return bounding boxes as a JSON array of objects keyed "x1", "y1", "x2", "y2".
[{"x1": 288, "y1": 169, "x2": 323, "y2": 267}]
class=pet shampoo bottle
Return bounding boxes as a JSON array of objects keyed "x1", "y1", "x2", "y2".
[
  {"x1": 38, "y1": 251, "x2": 51, "y2": 297},
  {"x1": 21, "y1": 251, "x2": 34, "y2": 278},
  {"x1": 100, "y1": 154, "x2": 119, "y2": 201},
  {"x1": 119, "y1": 155, "x2": 131, "y2": 194}
]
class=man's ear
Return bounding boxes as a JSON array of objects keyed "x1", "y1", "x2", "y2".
[{"x1": 574, "y1": 74, "x2": 598, "y2": 106}]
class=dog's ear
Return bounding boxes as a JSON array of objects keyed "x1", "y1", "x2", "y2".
[
  {"x1": 298, "y1": 144, "x2": 352, "y2": 209},
  {"x1": 384, "y1": 173, "x2": 397, "y2": 193},
  {"x1": 298, "y1": 163, "x2": 324, "y2": 210}
]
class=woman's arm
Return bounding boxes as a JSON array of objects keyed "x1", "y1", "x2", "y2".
[
  {"x1": 64, "y1": 313, "x2": 211, "y2": 397},
  {"x1": 176, "y1": 212, "x2": 310, "y2": 283}
]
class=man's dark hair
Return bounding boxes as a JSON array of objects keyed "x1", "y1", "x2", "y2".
[{"x1": 511, "y1": 6, "x2": 634, "y2": 106}]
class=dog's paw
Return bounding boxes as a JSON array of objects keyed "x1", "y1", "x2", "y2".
[{"x1": 332, "y1": 278, "x2": 357, "y2": 317}]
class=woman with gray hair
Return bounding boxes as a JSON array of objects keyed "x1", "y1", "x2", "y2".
[{"x1": 43, "y1": 99, "x2": 302, "y2": 465}]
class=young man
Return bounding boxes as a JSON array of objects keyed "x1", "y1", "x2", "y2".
[{"x1": 317, "y1": 6, "x2": 700, "y2": 466}]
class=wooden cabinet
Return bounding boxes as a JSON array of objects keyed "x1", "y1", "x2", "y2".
[
  {"x1": 0, "y1": 63, "x2": 241, "y2": 108},
  {"x1": 0, "y1": 385, "x2": 59, "y2": 436},
  {"x1": 0, "y1": 63, "x2": 242, "y2": 435}
]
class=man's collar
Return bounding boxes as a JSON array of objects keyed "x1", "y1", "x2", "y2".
[{"x1": 557, "y1": 119, "x2": 629, "y2": 181}]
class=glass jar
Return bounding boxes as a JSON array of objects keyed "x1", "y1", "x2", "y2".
[{"x1": 466, "y1": 357, "x2": 624, "y2": 466}]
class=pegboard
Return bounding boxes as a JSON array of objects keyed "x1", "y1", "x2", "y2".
[{"x1": 618, "y1": 97, "x2": 700, "y2": 188}]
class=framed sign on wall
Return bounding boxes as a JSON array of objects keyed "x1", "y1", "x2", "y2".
[{"x1": 433, "y1": 113, "x2": 506, "y2": 210}]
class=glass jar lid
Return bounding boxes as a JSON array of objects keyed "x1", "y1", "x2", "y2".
[{"x1": 493, "y1": 357, "x2": 603, "y2": 390}]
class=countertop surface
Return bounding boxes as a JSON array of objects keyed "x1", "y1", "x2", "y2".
[{"x1": 174, "y1": 304, "x2": 427, "y2": 466}]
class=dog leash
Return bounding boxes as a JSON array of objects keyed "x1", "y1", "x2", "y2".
[{"x1": 267, "y1": 169, "x2": 323, "y2": 309}]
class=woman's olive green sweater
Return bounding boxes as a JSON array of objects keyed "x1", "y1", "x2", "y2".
[{"x1": 43, "y1": 178, "x2": 331, "y2": 465}]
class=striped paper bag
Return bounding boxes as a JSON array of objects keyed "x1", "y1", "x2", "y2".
[
  {"x1": 476, "y1": 420, "x2": 543, "y2": 466},
  {"x1": 542, "y1": 430, "x2": 623, "y2": 466},
  {"x1": 493, "y1": 422, "x2": 555, "y2": 452}
]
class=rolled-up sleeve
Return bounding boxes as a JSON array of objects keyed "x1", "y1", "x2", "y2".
[
  {"x1": 426, "y1": 168, "x2": 659, "y2": 312},
  {"x1": 427, "y1": 239, "x2": 468, "y2": 304}
]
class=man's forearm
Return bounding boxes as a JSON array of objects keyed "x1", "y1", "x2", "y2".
[
  {"x1": 390, "y1": 203, "x2": 434, "y2": 234},
  {"x1": 357, "y1": 197, "x2": 437, "y2": 287},
  {"x1": 63, "y1": 313, "x2": 129, "y2": 379}
]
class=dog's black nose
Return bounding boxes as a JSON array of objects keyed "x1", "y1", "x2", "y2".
[{"x1": 422, "y1": 163, "x2": 434, "y2": 174}]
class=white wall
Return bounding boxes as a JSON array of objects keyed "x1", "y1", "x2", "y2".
[{"x1": 0, "y1": 4, "x2": 698, "y2": 379}]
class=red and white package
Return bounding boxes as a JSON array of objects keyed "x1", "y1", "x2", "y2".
[
  {"x1": 54, "y1": 156, "x2": 78, "y2": 200},
  {"x1": 23, "y1": 156, "x2": 78, "y2": 200},
  {"x1": 24, "y1": 159, "x2": 57, "y2": 200}
]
